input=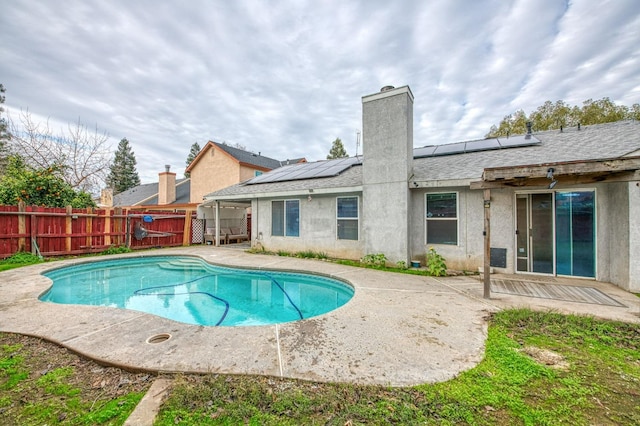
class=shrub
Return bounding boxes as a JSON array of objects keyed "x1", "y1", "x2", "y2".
[
  {"x1": 2, "y1": 251, "x2": 43, "y2": 265},
  {"x1": 425, "y1": 247, "x2": 447, "y2": 276},
  {"x1": 100, "y1": 246, "x2": 132, "y2": 255},
  {"x1": 361, "y1": 253, "x2": 387, "y2": 267}
]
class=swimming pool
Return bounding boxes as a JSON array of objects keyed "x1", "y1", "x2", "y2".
[{"x1": 40, "y1": 256, "x2": 354, "y2": 326}]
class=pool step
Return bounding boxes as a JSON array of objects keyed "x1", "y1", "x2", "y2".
[{"x1": 157, "y1": 258, "x2": 207, "y2": 272}]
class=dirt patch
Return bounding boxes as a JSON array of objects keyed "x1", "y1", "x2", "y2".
[
  {"x1": 520, "y1": 346, "x2": 569, "y2": 370},
  {"x1": 0, "y1": 332, "x2": 154, "y2": 422}
]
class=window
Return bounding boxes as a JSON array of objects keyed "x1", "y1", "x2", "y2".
[
  {"x1": 254, "y1": 170, "x2": 263, "y2": 177},
  {"x1": 337, "y1": 196, "x2": 358, "y2": 240},
  {"x1": 426, "y1": 193, "x2": 457, "y2": 245},
  {"x1": 272, "y1": 200, "x2": 299, "y2": 237}
]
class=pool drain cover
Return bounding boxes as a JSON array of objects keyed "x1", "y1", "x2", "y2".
[{"x1": 146, "y1": 333, "x2": 171, "y2": 344}]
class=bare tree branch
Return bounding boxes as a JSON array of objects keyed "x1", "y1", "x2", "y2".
[{"x1": 7, "y1": 109, "x2": 111, "y2": 194}]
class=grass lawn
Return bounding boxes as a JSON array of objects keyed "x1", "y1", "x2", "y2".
[
  {"x1": 154, "y1": 309, "x2": 640, "y2": 425},
  {"x1": 3, "y1": 309, "x2": 637, "y2": 425}
]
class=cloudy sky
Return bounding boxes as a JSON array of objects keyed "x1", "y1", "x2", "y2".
[{"x1": 2, "y1": 0, "x2": 639, "y2": 183}]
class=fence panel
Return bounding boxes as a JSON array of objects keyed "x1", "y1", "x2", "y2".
[
  {"x1": 129, "y1": 211, "x2": 190, "y2": 249},
  {"x1": 0, "y1": 205, "x2": 193, "y2": 259}
]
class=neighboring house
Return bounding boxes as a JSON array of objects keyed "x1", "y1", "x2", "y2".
[
  {"x1": 186, "y1": 141, "x2": 305, "y2": 204},
  {"x1": 200, "y1": 85, "x2": 640, "y2": 292},
  {"x1": 102, "y1": 142, "x2": 306, "y2": 242},
  {"x1": 104, "y1": 166, "x2": 193, "y2": 209}
]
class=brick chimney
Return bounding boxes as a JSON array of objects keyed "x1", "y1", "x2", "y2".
[{"x1": 158, "y1": 165, "x2": 176, "y2": 205}]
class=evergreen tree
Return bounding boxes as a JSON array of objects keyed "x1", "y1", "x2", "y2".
[
  {"x1": 106, "y1": 138, "x2": 140, "y2": 194},
  {"x1": 184, "y1": 142, "x2": 201, "y2": 178},
  {"x1": 327, "y1": 137, "x2": 348, "y2": 159},
  {"x1": 0, "y1": 84, "x2": 10, "y2": 175}
]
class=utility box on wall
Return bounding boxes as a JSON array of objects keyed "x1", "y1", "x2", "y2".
[{"x1": 490, "y1": 248, "x2": 507, "y2": 268}]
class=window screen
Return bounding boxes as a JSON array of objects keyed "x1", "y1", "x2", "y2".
[
  {"x1": 337, "y1": 197, "x2": 358, "y2": 240},
  {"x1": 426, "y1": 193, "x2": 457, "y2": 244}
]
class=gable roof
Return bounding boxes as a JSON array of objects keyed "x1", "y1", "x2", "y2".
[
  {"x1": 113, "y1": 178, "x2": 191, "y2": 207},
  {"x1": 185, "y1": 141, "x2": 305, "y2": 172},
  {"x1": 203, "y1": 120, "x2": 640, "y2": 201}
]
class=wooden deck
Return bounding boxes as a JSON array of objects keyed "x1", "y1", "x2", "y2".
[{"x1": 491, "y1": 279, "x2": 627, "y2": 307}]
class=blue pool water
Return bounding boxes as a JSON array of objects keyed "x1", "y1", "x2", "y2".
[{"x1": 40, "y1": 256, "x2": 354, "y2": 326}]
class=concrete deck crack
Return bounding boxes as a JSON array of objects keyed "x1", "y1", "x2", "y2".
[{"x1": 275, "y1": 324, "x2": 284, "y2": 377}]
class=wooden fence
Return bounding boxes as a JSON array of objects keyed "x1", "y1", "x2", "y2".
[{"x1": 0, "y1": 202, "x2": 197, "y2": 259}]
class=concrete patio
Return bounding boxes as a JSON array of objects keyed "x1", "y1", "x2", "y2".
[{"x1": 1, "y1": 246, "x2": 638, "y2": 387}]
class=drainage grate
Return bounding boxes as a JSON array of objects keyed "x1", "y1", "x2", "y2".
[
  {"x1": 491, "y1": 279, "x2": 627, "y2": 307},
  {"x1": 146, "y1": 333, "x2": 171, "y2": 344}
]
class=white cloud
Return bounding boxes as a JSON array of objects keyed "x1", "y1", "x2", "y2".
[{"x1": 1, "y1": 0, "x2": 639, "y2": 184}]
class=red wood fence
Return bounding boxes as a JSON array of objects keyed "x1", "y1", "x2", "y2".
[{"x1": 0, "y1": 203, "x2": 197, "y2": 259}]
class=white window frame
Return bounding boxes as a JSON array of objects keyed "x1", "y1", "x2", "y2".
[
  {"x1": 336, "y1": 196, "x2": 359, "y2": 240},
  {"x1": 271, "y1": 199, "x2": 300, "y2": 237},
  {"x1": 425, "y1": 191, "x2": 459, "y2": 245}
]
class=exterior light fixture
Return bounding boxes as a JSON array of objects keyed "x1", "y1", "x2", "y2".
[
  {"x1": 546, "y1": 168, "x2": 555, "y2": 180},
  {"x1": 547, "y1": 167, "x2": 557, "y2": 189}
]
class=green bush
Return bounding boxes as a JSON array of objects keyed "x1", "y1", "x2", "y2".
[
  {"x1": 100, "y1": 245, "x2": 132, "y2": 255},
  {"x1": 425, "y1": 247, "x2": 447, "y2": 276},
  {"x1": 2, "y1": 252, "x2": 43, "y2": 265},
  {"x1": 396, "y1": 260, "x2": 408, "y2": 270},
  {"x1": 361, "y1": 253, "x2": 387, "y2": 267}
]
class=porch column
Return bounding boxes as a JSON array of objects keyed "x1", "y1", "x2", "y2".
[
  {"x1": 215, "y1": 201, "x2": 221, "y2": 247},
  {"x1": 483, "y1": 189, "x2": 491, "y2": 299}
]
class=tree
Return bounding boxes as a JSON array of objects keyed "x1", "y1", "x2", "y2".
[
  {"x1": 184, "y1": 142, "x2": 201, "y2": 178},
  {"x1": 486, "y1": 97, "x2": 638, "y2": 138},
  {"x1": 7, "y1": 109, "x2": 110, "y2": 194},
  {"x1": 0, "y1": 156, "x2": 95, "y2": 208},
  {"x1": 327, "y1": 138, "x2": 348, "y2": 159},
  {"x1": 106, "y1": 138, "x2": 140, "y2": 194},
  {"x1": 485, "y1": 110, "x2": 528, "y2": 138},
  {"x1": 0, "y1": 84, "x2": 10, "y2": 174}
]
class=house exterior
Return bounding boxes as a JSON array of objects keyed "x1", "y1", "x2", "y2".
[
  {"x1": 104, "y1": 165, "x2": 193, "y2": 209},
  {"x1": 186, "y1": 141, "x2": 305, "y2": 204},
  {"x1": 200, "y1": 86, "x2": 640, "y2": 292}
]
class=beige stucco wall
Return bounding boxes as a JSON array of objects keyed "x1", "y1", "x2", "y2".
[{"x1": 189, "y1": 146, "x2": 264, "y2": 203}]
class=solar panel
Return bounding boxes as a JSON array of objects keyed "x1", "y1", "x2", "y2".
[
  {"x1": 413, "y1": 135, "x2": 540, "y2": 159},
  {"x1": 413, "y1": 146, "x2": 437, "y2": 157},
  {"x1": 433, "y1": 142, "x2": 466, "y2": 156},
  {"x1": 465, "y1": 138, "x2": 501, "y2": 152},
  {"x1": 245, "y1": 156, "x2": 362, "y2": 185}
]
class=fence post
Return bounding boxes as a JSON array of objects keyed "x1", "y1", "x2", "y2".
[
  {"x1": 18, "y1": 201, "x2": 26, "y2": 252},
  {"x1": 86, "y1": 207, "x2": 93, "y2": 249},
  {"x1": 182, "y1": 209, "x2": 193, "y2": 246},
  {"x1": 104, "y1": 208, "x2": 112, "y2": 247},
  {"x1": 30, "y1": 210, "x2": 36, "y2": 255},
  {"x1": 65, "y1": 205, "x2": 73, "y2": 254}
]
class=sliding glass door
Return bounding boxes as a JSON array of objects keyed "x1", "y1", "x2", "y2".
[
  {"x1": 555, "y1": 191, "x2": 595, "y2": 278},
  {"x1": 515, "y1": 191, "x2": 595, "y2": 278}
]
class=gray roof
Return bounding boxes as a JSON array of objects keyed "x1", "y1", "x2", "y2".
[
  {"x1": 205, "y1": 120, "x2": 640, "y2": 200},
  {"x1": 413, "y1": 120, "x2": 640, "y2": 181},
  {"x1": 113, "y1": 179, "x2": 191, "y2": 207},
  {"x1": 214, "y1": 142, "x2": 298, "y2": 170}
]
